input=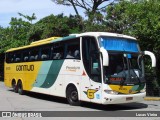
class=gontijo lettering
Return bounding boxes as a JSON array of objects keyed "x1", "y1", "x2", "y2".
[{"x1": 16, "y1": 65, "x2": 34, "y2": 71}]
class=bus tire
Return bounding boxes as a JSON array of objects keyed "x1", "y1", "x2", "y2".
[
  {"x1": 17, "y1": 81, "x2": 24, "y2": 95},
  {"x1": 66, "y1": 85, "x2": 80, "y2": 106},
  {"x1": 12, "y1": 80, "x2": 17, "y2": 93}
]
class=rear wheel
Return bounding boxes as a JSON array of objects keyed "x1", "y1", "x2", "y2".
[
  {"x1": 66, "y1": 86, "x2": 80, "y2": 106},
  {"x1": 12, "y1": 80, "x2": 17, "y2": 93},
  {"x1": 17, "y1": 81, "x2": 24, "y2": 95}
]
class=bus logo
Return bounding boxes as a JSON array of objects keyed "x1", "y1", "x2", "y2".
[
  {"x1": 16, "y1": 65, "x2": 34, "y2": 71},
  {"x1": 86, "y1": 89, "x2": 98, "y2": 99}
]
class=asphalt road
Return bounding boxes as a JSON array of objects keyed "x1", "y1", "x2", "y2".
[{"x1": 0, "y1": 81, "x2": 159, "y2": 120}]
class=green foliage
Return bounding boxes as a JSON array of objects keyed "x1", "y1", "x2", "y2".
[
  {"x1": 106, "y1": 0, "x2": 160, "y2": 85},
  {"x1": 18, "y1": 13, "x2": 37, "y2": 24},
  {"x1": 27, "y1": 14, "x2": 83, "y2": 42},
  {"x1": 0, "y1": 12, "x2": 108, "y2": 50},
  {"x1": 0, "y1": 27, "x2": 7, "y2": 53},
  {"x1": 0, "y1": 13, "x2": 34, "y2": 53},
  {"x1": 83, "y1": 20, "x2": 107, "y2": 32}
]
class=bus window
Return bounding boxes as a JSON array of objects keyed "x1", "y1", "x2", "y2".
[
  {"x1": 6, "y1": 53, "x2": 14, "y2": 63},
  {"x1": 41, "y1": 47, "x2": 50, "y2": 60},
  {"x1": 52, "y1": 43, "x2": 64, "y2": 60},
  {"x1": 14, "y1": 52, "x2": 22, "y2": 62},
  {"x1": 82, "y1": 36, "x2": 101, "y2": 82},
  {"x1": 23, "y1": 51, "x2": 29, "y2": 62},
  {"x1": 82, "y1": 37, "x2": 90, "y2": 75},
  {"x1": 29, "y1": 49, "x2": 39, "y2": 61},
  {"x1": 65, "y1": 38, "x2": 80, "y2": 59}
]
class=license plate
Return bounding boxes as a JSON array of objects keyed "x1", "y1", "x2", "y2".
[{"x1": 126, "y1": 97, "x2": 133, "y2": 101}]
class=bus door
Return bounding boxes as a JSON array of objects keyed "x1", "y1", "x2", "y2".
[
  {"x1": 82, "y1": 36, "x2": 102, "y2": 103},
  {"x1": 89, "y1": 51, "x2": 102, "y2": 104}
]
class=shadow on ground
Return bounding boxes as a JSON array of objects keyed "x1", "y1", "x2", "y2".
[
  {"x1": 9, "y1": 89, "x2": 148, "y2": 111},
  {"x1": 81, "y1": 102, "x2": 148, "y2": 111}
]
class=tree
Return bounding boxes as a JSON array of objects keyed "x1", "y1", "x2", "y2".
[
  {"x1": 51, "y1": 0, "x2": 114, "y2": 22},
  {"x1": 106, "y1": 0, "x2": 160, "y2": 86},
  {"x1": 27, "y1": 14, "x2": 83, "y2": 42},
  {"x1": 9, "y1": 17, "x2": 31, "y2": 45},
  {"x1": 0, "y1": 13, "x2": 36, "y2": 53},
  {"x1": 18, "y1": 13, "x2": 37, "y2": 24}
]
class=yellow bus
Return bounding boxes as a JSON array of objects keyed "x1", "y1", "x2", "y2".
[{"x1": 4, "y1": 32, "x2": 156, "y2": 105}]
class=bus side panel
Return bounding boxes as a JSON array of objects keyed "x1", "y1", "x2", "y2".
[
  {"x1": 4, "y1": 63, "x2": 15, "y2": 87},
  {"x1": 31, "y1": 60, "x2": 65, "y2": 96},
  {"x1": 4, "y1": 62, "x2": 12, "y2": 88},
  {"x1": 60, "y1": 59, "x2": 91, "y2": 102},
  {"x1": 4, "y1": 61, "x2": 42, "y2": 91},
  {"x1": 30, "y1": 59, "x2": 89, "y2": 99}
]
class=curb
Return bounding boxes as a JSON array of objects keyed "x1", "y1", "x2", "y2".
[{"x1": 144, "y1": 97, "x2": 160, "y2": 101}]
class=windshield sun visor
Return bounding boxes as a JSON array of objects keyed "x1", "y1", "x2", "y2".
[{"x1": 100, "y1": 37, "x2": 139, "y2": 52}]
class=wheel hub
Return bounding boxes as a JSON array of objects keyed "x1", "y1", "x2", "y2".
[{"x1": 71, "y1": 91, "x2": 78, "y2": 101}]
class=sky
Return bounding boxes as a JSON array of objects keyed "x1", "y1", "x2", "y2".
[{"x1": 0, "y1": 0, "x2": 84, "y2": 28}]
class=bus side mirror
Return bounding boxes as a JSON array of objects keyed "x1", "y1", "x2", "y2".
[
  {"x1": 144, "y1": 51, "x2": 156, "y2": 67},
  {"x1": 100, "y1": 47, "x2": 109, "y2": 66}
]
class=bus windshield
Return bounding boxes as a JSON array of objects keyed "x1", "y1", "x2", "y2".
[
  {"x1": 99, "y1": 36, "x2": 145, "y2": 85},
  {"x1": 104, "y1": 52, "x2": 145, "y2": 85}
]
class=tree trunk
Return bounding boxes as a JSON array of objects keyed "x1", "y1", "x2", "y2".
[{"x1": 70, "y1": 0, "x2": 79, "y2": 16}]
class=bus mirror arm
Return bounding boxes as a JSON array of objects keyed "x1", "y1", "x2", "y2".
[
  {"x1": 100, "y1": 47, "x2": 109, "y2": 66},
  {"x1": 143, "y1": 51, "x2": 156, "y2": 67}
]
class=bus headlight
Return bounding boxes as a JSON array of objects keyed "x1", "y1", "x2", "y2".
[{"x1": 104, "y1": 90, "x2": 118, "y2": 95}]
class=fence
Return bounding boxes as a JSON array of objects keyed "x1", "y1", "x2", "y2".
[{"x1": 146, "y1": 75, "x2": 160, "y2": 97}]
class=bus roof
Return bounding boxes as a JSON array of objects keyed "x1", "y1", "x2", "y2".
[
  {"x1": 77, "y1": 32, "x2": 136, "y2": 40},
  {"x1": 6, "y1": 32, "x2": 136, "y2": 52},
  {"x1": 52, "y1": 32, "x2": 136, "y2": 42},
  {"x1": 6, "y1": 37, "x2": 61, "y2": 52}
]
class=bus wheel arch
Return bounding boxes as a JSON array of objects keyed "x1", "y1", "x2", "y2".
[
  {"x1": 11, "y1": 79, "x2": 17, "y2": 93},
  {"x1": 66, "y1": 84, "x2": 81, "y2": 106},
  {"x1": 17, "y1": 80, "x2": 24, "y2": 95}
]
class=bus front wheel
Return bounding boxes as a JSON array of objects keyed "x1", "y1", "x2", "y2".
[
  {"x1": 17, "y1": 81, "x2": 24, "y2": 95},
  {"x1": 66, "y1": 86, "x2": 80, "y2": 106}
]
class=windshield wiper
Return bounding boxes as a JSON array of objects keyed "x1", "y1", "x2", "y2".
[{"x1": 128, "y1": 59, "x2": 141, "y2": 84}]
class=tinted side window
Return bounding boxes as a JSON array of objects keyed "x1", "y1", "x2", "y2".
[
  {"x1": 6, "y1": 51, "x2": 22, "y2": 63},
  {"x1": 82, "y1": 37, "x2": 98, "y2": 71},
  {"x1": 29, "y1": 49, "x2": 39, "y2": 61},
  {"x1": 14, "y1": 52, "x2": 22, "y2": 62},
  {"x1": 65, "y1": 38, "x2": 80, "y2": 59},
  {"x1": 82, "y1": 37, "x2": 98, "y2": 60},
  {"x1": 41, "y1": 47, "x2": 50, "y2": 60},
  {"x1": 82, "y1": 36, "x2": 101, "y2": 82},
  {"x1": 6, "y1": 53, "x2": 14, "y2": 63},
  {"x1": 52, "y1": 42, "x2": 64, "y2": 60},
  {"x1": 23, "y1": 51, "x2": 30, "y2": 62}
]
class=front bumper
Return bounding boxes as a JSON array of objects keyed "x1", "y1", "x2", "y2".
[{"x1": 102, "y1": 92, "x2": 146, "y2": 104}]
